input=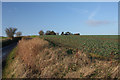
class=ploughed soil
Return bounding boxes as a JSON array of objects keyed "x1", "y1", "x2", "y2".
[{"x1": 2, "y1": 37, "x2": 120, "y2": 78}]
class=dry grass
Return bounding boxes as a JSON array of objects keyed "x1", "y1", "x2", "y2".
[
  {"x1": 16, "y1": 37, "x2": 93, "y2": 78},
  {"x1": 17, "y1": 37, "x2": 49, "y2": 70},
  {"x1": 4, "y1": 37, "x2": 120, "y2": 78}
]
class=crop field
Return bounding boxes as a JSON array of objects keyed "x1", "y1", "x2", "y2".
[
  {"x1": 3, "y1": 36, "x2": 120, "y2": 78},
  {"x1": 40, "y1": 35, "x2": 119, "y2": 60}
]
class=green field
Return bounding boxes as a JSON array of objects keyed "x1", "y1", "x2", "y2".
[{"x1": 40, "y1": 35, "x2": 119, "y2": 60}]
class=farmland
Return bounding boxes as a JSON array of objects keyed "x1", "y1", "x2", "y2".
[
  {"x1": 40, "y1": 35, "x2": 119, "y2": 60},
  {"x1": 2, "y1": 2, "x2": 119, "y2": 78},
  {"x1": 2, "y1": 36, "x2": 120, "y2": 78}
]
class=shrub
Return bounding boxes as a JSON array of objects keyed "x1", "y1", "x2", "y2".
[
  {"x1": 50, "y1": 31, "x2": 56, "y2": 35},
  {"x1": 39, "y1": 30, "x2": 44, "y2": 35},
  {"x1": 61, "y1": 32, "x2": 64, "y2": 35},
  {"x1": 45, "y1": 30, "x2": 56, "y2": 35},
  {"x1": 45, "y1": 30, "x2": 51, "y2": 35},
  {"x1": 66, "y1": 49, "x2": 73, "y2": 55},
  {"x1": 16, "y1": 32, "x2": 22, "y2": 37},
  {"x1": 64, "y1": 32, "x2": 73, "y2": 35}
]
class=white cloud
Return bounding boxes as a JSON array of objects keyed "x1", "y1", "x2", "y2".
[
  {"x1": 86, "y1": 6, "x2": 114, "y2": 27},
  {"x1": 88, "y1": 6, "x2": 100, "y2": 20},
  {"x1": 88, "y1": 11, "x2": 96, "y2": 20},
  {"x1": 86, "y1": 20, "x2": 115, "y2": 26},
  {"x1": 86, "y1": 6, "x2": 117, "y2": 27}
]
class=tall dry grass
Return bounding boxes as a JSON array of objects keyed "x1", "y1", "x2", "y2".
[
  {"x1": 17, "y1": 37, "x2": 91, "y2": 77},
  {"x1": 16, "y1": 37, "x2": 119, "y2": 78},
  {"x1": 17, "y1": 37, "x2": 49, "y2": 70}
]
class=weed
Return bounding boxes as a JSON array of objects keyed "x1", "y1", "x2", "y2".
[{"x1": 66, "y1": 49, "x2": 73, "y2": 55}]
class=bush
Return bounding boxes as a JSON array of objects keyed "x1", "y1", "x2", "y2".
[
  {"x1": 66, "y1": 49, "x2": 73, "y2": 55},
  {"x1": 39, "y1": 30, "x2": 44, "y2": 35},
  {"x1": 45, "y1": 30, "x2": 51, "y2": 35},
  {"x1": 16, "y1": 32, "x2": 22, "y2": 37},
  {"x1": 64, "y1": 32, "x2": 73, "y2": 35},
  {"x1": 45, "y1": 30, "x2": 56, "y2": 35},
  {"x1": 50, "y1": 31, "x2": 56, "y2": 35},
  {"x1": 61, "y1": 32, "x2": 64, "y2": 35}
]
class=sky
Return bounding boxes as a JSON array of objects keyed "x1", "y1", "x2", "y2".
[{"x1": 2, "y1": 2, "x2": 118, "y2": 36}]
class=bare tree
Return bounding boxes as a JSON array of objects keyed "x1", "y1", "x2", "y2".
[
  {"x1": 16, "y1": 31, "x2": 22, "y2": 37},
  {"x1": 5, "y1": 27, "x2": 17, "y2": 39}
]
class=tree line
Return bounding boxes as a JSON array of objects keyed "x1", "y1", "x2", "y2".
[
  {"x1": 4, "y1": 27, "x2": 80, "y2": 39},
  {"x1": 39, "y1": 30, "x2": 80, "y2": 36}
]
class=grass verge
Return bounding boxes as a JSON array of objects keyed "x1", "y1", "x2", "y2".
[{"x1": 2, "y1": 47, "x2": 17, "y2": 78}]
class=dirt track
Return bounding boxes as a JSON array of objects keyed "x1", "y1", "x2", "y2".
[{"x1": 1, "y1": 42, "x2": 17, "y2": 62}]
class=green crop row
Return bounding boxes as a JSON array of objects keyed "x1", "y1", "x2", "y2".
[{"x1": 39, "y1": 35, "x2": 119, "y2": 60}]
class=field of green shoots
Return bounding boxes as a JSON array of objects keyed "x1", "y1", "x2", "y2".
[{"x1": 40, "y1": 35, "x2": 119, "y2": 60}]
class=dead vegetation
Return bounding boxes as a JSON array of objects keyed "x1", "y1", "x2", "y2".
[
  {"x1": 3, "y1": 37, "x2": 120, "y2": 78},
  {"x1": 17, "y1": 37, "x2": 49, "y2": 70}
]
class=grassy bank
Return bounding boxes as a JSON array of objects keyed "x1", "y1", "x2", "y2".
[{"x1": 2, "y1": 47, "x2": 17, "y2": 78}]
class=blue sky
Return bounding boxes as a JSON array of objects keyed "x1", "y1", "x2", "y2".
[{"x1": 2, "y1": 2, "x2": 118, "y2": 36}]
